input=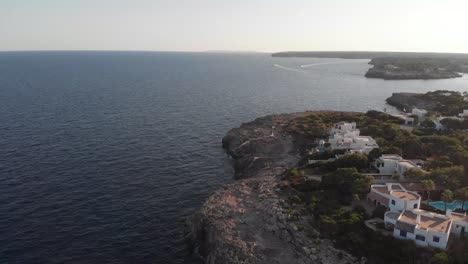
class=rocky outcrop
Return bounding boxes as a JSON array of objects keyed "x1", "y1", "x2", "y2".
[
  {"x1": 190, "y1": 113, "x2": 359, "y2": 264},
  {"x1": 385, "y1": 93, "x2": 435, "y2": 111},
  {"x1": 221, "y1": 113, "x2": 305, "y2": 179}
]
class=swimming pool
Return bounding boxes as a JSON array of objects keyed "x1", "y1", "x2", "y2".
[{"x1": 429, "y1": 200, "x2": 468, "y2": 211}]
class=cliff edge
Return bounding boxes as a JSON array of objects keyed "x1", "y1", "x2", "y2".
[{"x1": 190, "y1": 113, "x2": 358, "y2": 264}]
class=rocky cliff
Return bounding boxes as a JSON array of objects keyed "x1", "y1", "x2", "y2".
[
  {"x1": 385, "y1": 92, "x2": 435, "y2": 111},
  {"x1": 190, "y1": 113, "x2": 359, "y2": 264}
]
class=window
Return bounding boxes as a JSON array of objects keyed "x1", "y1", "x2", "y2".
[
  {"x1": 391, "y1": 200, "x2": 396, "y2": 205},
  {"x1": 416, "y1": 235, "x2": 425, "y2": 241},
  {"x1": 433, "y1": 236, "x2": 440, "y2": 243},
  {"x1": 413, "y1": 204, "x2": 418, "y2": 209},
  {"x1": 400, "y1": 230, "x2": 407, "y2": 237}
]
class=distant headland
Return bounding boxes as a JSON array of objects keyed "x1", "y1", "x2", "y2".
[{"x1": 272, "y1": 51, "x2": 468, "y2": 80}]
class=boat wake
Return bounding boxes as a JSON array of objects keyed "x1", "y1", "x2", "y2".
[
  {"x1": 300, "y1": 61, "x2": 351, "y2": 68},
  {"x1": 273, "y1": 64, "x2": 306, "y2": 73}
]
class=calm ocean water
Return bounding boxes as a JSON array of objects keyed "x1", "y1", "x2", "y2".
[{"x1": 0, "y1": 51, "x2": 467, "y2": 264}]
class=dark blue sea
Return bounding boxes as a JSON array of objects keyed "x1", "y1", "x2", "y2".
[{"x1": 0, "y1": 51, "x2": 467, "y2": 264}]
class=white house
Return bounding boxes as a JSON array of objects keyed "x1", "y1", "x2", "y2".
[
  {"x1": 450, "y1": 211, "x2": 468, "y2": 236},
  {"x1": 459, "y1": 110, "x2": 468, "y2": 118},
  {"x1": 328, "y1": 122, "x2": 378, "y2": 154},
  {"x1": 368, "y1": 183, "x2": 421, "y2": 211},
  {"x1": 412, "y1": 108, "x2": 428, "y2": 121},
  {"x1": 385, "y1": 209, "x2": 451, "y2": 249},
  {"x1": 330, "y1": 122, "x2": 359, "y2": 136},
  {"x1": 369, "y1": 184, "x2": 468, "y2": 250},
  {"x1": 373, "y1": 154, "x2": 422, "y2": 178},
  {"x1": 329, "y1": 134, "x2": 378, "y2": 154},
  {"x1": 433, "y1": 116, "x2": 465, "y2": 131},
  {"x1": 390, "y1": 114, "x2": 415, "y2": 125}
]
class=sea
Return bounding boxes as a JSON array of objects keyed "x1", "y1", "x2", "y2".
[{"x1": 0, "y1": 51, "x2": 467, "y2": 264}]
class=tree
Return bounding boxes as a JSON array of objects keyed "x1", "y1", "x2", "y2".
[
  {"x1": 429, "y1": 166, "x2": 465, "y2": 187},
  {"x1": 456, "y1": 187, "x2": 468, "y2": 211},
  {"x1": 400, "y1": 137, "x2": 423, "y2": 158},
  {"x1": 403, "y1": 168, "x2": 428, "y2": 180},
  {"x1": 333, "y1": 153, "x2": 368, "y2": 170},
  {"x1": 431, "y1": 252, "x2": 449, "y2": 264},
  {"x1": 321, "y1": 168, "x2": 372, "y2": 203},
  {"x1": 353, "y1": 175, "x2": 374, "y2": 195},
  {"x1": 380, "y1": 146, "x2": 402, "y2": 155},
  {"x1": 368, "y1": 148, "x2": 382, "y2": 162},
  {"x1": 441, "y1": 189, "x2": 454, "y2": 212},
  {"x1": 422, "y1": 180, "x2": 435, "y2": 202}
]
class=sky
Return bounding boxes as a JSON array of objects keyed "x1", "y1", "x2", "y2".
[{"x1": 1, "y1": 0, "x2": 468, "y2": 53}]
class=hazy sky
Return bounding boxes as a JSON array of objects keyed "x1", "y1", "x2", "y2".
[{"x1": 1, "y1": 0, "x2": 468, "y2": 53}]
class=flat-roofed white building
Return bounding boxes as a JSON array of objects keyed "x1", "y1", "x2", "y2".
[
  {"x1": 374, "y1": 154, "x2": 421, "y2": 178},
  {"x1": 459, "y1": 110, "x2": 468, "y2": 118},
  {"x1": 412, "y1": 108, "x2": 428, "y2": 121},
  {"x1": 330, "y1": 121, "x2": 359, "y2": 136},
  {"x1": 370, "y1": 184, "x2": 468, "y2": 250},
  {"x1": 368, "y1": 183, "x2": 421, "y2": 212},
  {"x1": 328, "y1": 122, "x2": 378, "y2": 154},
  {"x1": 433, "y1": 116, "x2": 464, "y2": 131},
  {"x1": 385, "y1": 209, "x2": 452, "y2": 249}
]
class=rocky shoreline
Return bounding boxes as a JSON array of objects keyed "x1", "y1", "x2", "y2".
[
  {"x1": 385, "y1": 92, "x2": 435, "y2": 111},
  {"x1": 190, "y1": 113, "x2": 359, "y2": 264},
  {"x1": 365, "y1": 66, "x2": 462, "y2": 80},
  {"x1": 365, "y1": 57, "x2": 464, "y2": 80}
]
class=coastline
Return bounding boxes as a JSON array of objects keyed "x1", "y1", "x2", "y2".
[
  {"x1": 189, "y1": 112, "x2": 358, "y2": 264},
  {"x1": 271, "y1": 52, "x2": 468, "y2": 80}
]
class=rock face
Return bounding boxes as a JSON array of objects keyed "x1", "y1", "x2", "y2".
[
  {"x1": 221, "y1": 113, "x2": 304, "y2": 179},
  {"x1": 385, "y1": 92, "x2": 435, "y2": 111},
  {"x1": 190, "y1": 113, "x2": 358, "y2": 264}
]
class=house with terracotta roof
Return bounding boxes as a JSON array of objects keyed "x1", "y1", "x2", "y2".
[
  {"x1": 449, "y1": 211, "x2": 468, "y2": 237},
  {"x1": 367, "y1": 183, "x2": 420, "y2": 211},
  {"x1": 385, "y1": 209, "x2": 452, "y2": 249},
  {"x1": 370, "y1": 184, "x2": 468, "y2": 249}
]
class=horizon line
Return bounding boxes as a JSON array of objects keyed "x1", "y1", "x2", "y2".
[{"x1": 1, "y1": 49, "x2": 468, "y2": 55}]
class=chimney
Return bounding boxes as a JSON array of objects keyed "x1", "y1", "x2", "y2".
[
  {"x1": 416, "y1": 214, "x2": 421, "y2": 224},
  {"x1": 387, "y1": 184, "x2": 392, "y2": 192},
  {"x1": 446, "y1": 209, "x2": 452, "y2": 218}
]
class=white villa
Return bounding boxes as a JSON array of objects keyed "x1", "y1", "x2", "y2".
[
  {"x1": 328, "y1": 122, "x2": 378, "y2": 154},
  {"x1": 433, "y1": 116, "x2": 465, "y2": 131},
  {"x1": 373, "y1": 154, "x2": 422, "y2": 178},
  {"x1": 385, "y1": 209, "x2": 452, "y2": 249},
  {"x1": 390, "y1": 114, "x2": 415, "y2": 125},
  {"x1": 368, "y1": 183, "x2": 468, "y2": 250},
  {"x1": 368, "y1": 183, "x2": 421, "y2": 211},
  {"x1": 459, "y1": 109, "x2": 468, "y2": 118},
  {"x1": 411, "y1": 108, "x2": 428, "y2": 121},
  {"x1": 330, "y1": 121, "x2": 359, "y2": 136},
  {"x1": 433, "y1": 110, "x2": 467, "y2": 131}
]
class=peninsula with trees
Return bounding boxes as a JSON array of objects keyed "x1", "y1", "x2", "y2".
[{"x1": 191, "y1": 90, "x2": 468, "y2": 264}]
